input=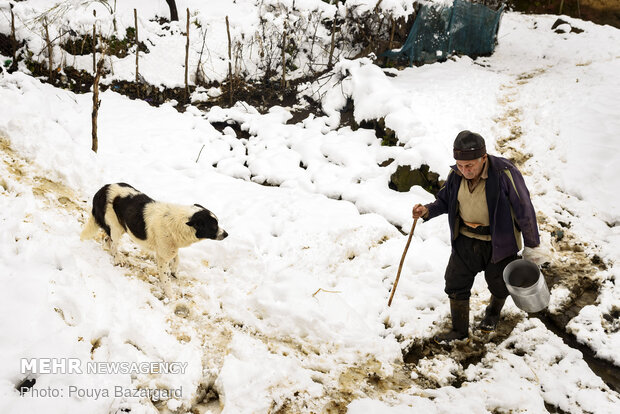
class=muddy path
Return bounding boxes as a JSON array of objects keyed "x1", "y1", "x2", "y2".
[{"x1": 493, "y1": 68, "x2": 620, "y2": 392}]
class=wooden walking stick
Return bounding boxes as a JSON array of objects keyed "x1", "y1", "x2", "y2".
[{"x1": 388, "y1": 218, "x2": 418, "y2": 307}]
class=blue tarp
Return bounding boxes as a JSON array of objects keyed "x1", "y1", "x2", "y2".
[{"x1": 384, "y1": 0, "x2": 504, "y2": 65}]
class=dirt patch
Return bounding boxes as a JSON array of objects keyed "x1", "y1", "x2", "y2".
[
  {"x1": 32, "y1": 175, "x2": 82, "y2": 212},
  {"x1": 337, "y1": 103, "x2": 401, "y2": 147},
  {"x1": 389, "y1": 164, "x2": 443, "y2": 195},
  {"x1": 21, "y1": 51, "x2": 316, "y2": 115},
  {"x1": 108, "y1": 80, "x2": 193, "y2": 109},
  {"x1": 403, "y1": 313, "x2": 523, "y2": 388},
  {"x1": 602, "y1": 307, "x2": 620, "y2": 334},
  {"x1": 208, "y1": 120, "x2": 252, "y2": 140},
  {"x1": 509, "y1": 0, "x2": 620, "y2": 29},
  {"x1": 319, "y1": 357, "x2": 412, "y2": 414},
  {"x1": 1, "y1": 136, "x2": 85, "y2": 215},
  {"x1": 0, "y1": 135, "x2": 24, "y2": 177},
  {"x1": 61, "y1": 66, "x2": 95, "y2": 93},
  {"x1": 60, "y1": 29, "x2": 149, "y2": 58},
  {"x1": 538, "y1": 216, "x2": 604, "y2": 326},
  {"x1": 495, "y1": 70, "x2": 605, "y2": 335},
  {"x1": 533, "y1": 310, "x2": 620, "y2": 392},
  {"x1": 326, "y1": 363, "x2": 381, "y2": 413},
  {"x1": 492, "y1": 68, "x2": 620, "y2": 392},
  {"x1": 494, "y1": 77, "x2": 539, "y2": 167}
]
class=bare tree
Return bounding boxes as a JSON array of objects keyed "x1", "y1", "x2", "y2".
[{"x1": 165, "y1": 0, "x2": 179, "y2": 21}]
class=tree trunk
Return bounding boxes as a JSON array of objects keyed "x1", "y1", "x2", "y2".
[{"x1": 165, "y1": 0, "x2": 179, "y2": 22}]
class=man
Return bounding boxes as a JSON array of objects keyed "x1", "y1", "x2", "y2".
[{"x1": 412, "y1": 130, "x2": 547, "y2": 344}]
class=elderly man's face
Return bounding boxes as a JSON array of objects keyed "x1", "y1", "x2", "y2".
[{"x1": 456, "y1": 155, "x2": 487, "y2": 180}]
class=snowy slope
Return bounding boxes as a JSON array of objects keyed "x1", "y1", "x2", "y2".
[{"x1": 1, "y1": 1, "x2": 620, "y2": 413}]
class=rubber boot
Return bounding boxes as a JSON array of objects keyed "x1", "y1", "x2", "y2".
[
  {"x1": 434, "y1": 299, "x2": 469, "y2": 345},
  {"x1": 478, "y1": 295, "x2": 506, "y2": 332}
]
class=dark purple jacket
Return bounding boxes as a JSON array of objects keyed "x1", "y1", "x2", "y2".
[{"x1": 424, "y1": 155, "x2": 540, "y2": 263}]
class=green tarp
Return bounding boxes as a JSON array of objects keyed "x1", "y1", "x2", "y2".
[{"x1": 384, "y1": 0, "x2": 504, "y2": 65}]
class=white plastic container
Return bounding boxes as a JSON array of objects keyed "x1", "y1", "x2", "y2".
[{"x1": 503, "y1": 259, "x2": 550, "y2": 313}]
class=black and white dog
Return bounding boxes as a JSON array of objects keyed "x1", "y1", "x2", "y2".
[{"x1": 81, "y1": 183, "x2": 227, "y2": 297}]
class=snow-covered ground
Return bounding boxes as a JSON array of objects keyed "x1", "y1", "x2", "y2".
[{"x1": 0, "y1": 1, "x2": 619, "y2": 413}]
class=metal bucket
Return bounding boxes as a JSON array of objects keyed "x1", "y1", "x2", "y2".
[{"x1": 503, "y1": 259, "x2": 550, "y2": 313}]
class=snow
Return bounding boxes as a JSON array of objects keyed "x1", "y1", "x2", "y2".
[{"x1": 1, "y1": 1, "x2": 619, "y2": 413}]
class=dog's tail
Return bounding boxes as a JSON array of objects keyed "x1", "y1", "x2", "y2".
[{"x1": 80, "y1": 212, "x2": 99, "y2": 241}]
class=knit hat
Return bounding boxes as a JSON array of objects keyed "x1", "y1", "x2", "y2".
[{"x1": 453, "y1": 130, "x2": 486, "y2": 160}]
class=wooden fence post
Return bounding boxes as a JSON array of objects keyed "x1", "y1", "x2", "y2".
[
  {"x1": 44, "y1": 18, "x2": 54, "y2": 83},
  {"x1": 328, "y1": 20, "x2": 336, "y2": 69},
  {"x1": 134, "y1": 9, "x2": 139, "y2": 83},
  {"x1": 92, "y1": 58, "x2": 104, "y2": 153},
  {"x1": 388, "y1": 17, "x2": 395, "y2": 50},
  {"x1": 10, "y1": 4, "x2": 16, "y2": 69},
  {"x1": 281, "y1": 22, "x2": 286, "y2": 90},
  {"x1": 386, "y1": 17, "x2": 396, "y2": 66},
  {"x1": 185, "y1": 8, "x2": 190, "y2": 100},
  {"x1": 226, "y1": 16, "x2": 233, "y2": 106},
  {"x1": 92, "y1": 10, "x2": 97, "y2": 74}
]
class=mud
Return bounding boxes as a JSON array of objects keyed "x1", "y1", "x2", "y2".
[
  {"x1": 537, "y1": 211, "x2": 607, "y2": 328},
  {"x1": 389, "y1": 164, "x2": 443, "y2": 195},
  {"x1": 494, "y1": 69, "x2": 620, "y2": 395},
  {"x1": 403, "y1": 313, "x2": 524, "y2": 387},
  {"x1": 509, "y1": 0, "x2": 620, "y2": 29},
  {"x1": 0, "y1": 136, "x2": 84, "y2": 214},
  {"x1": 327, "y1": 358, "x2": 413, "y2": 413},
  {"x1": 494, "y1": 79, "x2": 535, "y2": 166},
  {"x1": 532, "y1": 311, "x2": 620, "y2": 393},
  {"x1": 208, "y1": 120, "x2": 252, "y2": 140}
]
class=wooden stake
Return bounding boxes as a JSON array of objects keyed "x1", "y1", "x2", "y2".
[
  {"x1": 374, "y1": 0, "x2": 384, "y2": 13},
  {"x1": 44, "y1": 19, "x2": 53, "y2": 83},
  {"x1": 92, "y1": 12, "x2": 96, "y2": 74},
  {"x1": 92, "y1": 58, "x2": 104, "y2": 153},
  {"x1": 10, "y1": 4, "x2": 16, "y2": 69},
  {"x1": 386, "y1": 17, "x2": 396, "y2": 66},
  {"x1": 225, "y1": 16, "x2": 233, "y2": 106},
  {"x1": 388, "y1": 17, "x2": 396, "y2": 51},
  {"x1": 387, "y1": 218, "x2": 418, "y2": 307},
  {"x1": 328, "y1": 19, "x2": 336, "y2": 69},
  {"x1": 112, "y1": 0, "x2": 118, "y2": 33},
  {"x1": 281, "y1": 23, "x2": 286, "y2": 90},
  {"x1": 185, "y1": 8, "x2": 190, "y2": 100},
  {"x1": 134, "y1": 9, "x2": 139, "y2": 83}
]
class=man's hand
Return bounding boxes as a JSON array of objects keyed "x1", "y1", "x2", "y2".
[
  {"x1": 412, "y1": 204, "x2": 428, "y2": 219},
  {"x1": 522, "y1": 246, "x2": 551, "y2": 266}
]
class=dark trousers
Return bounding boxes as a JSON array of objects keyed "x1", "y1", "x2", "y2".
[{"x1": 444, "y1": 235, "x2": 518, "y2": 301}]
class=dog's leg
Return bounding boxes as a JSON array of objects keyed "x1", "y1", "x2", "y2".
[
  {"x1": 80, "y1": 213, "x2": 99, "y2": 241},
  {"x1": 110, "y1": 227, "x2": 126, "y2": 266},
  {"x1": 170, "y1": 254, "x2": 180, "y2": 278},
  {"x1": 103, "y1": 235, "x2": 112, "y2": 251},
  {"x1": 156, "y1": 249, "x2": 177, "y2": 298}
]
